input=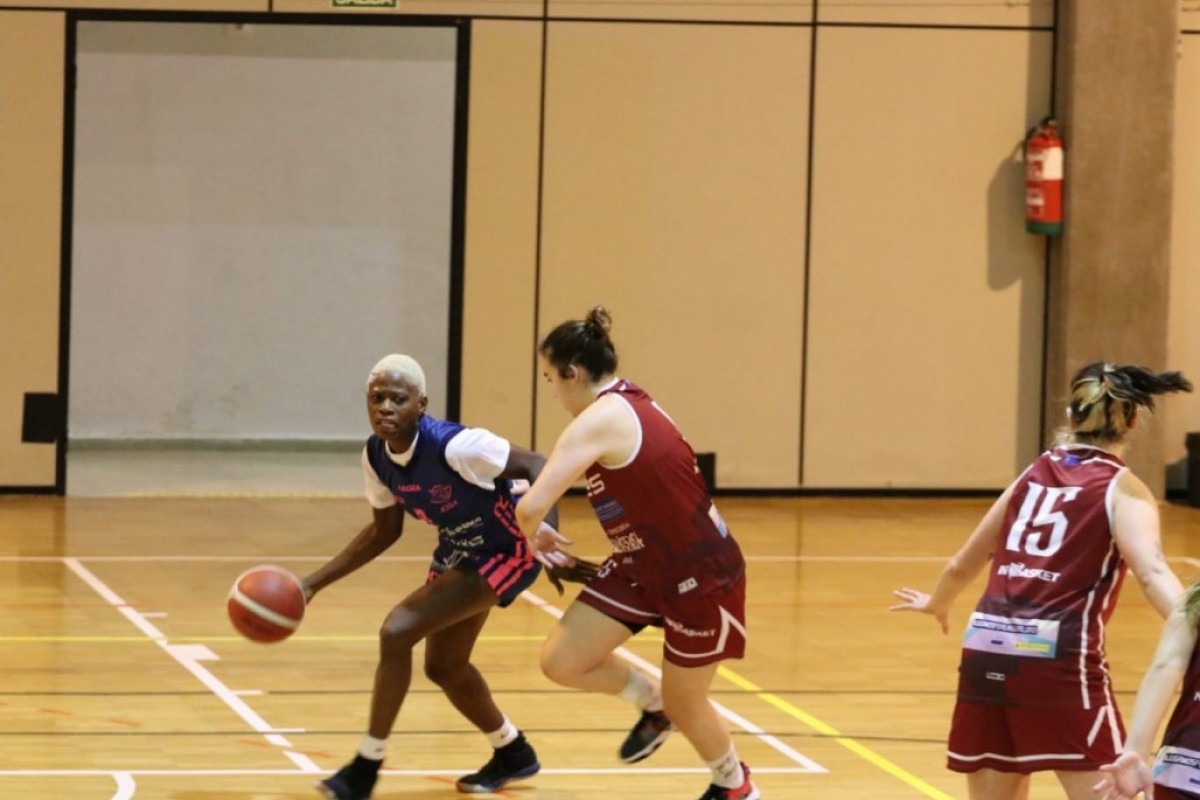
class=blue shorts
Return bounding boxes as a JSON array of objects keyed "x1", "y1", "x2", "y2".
[{"x1": 428, "y1": 545, "x2": 541, "y2": 607}]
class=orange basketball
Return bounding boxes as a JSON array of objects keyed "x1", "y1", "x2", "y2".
[{"x1": 227, "y1": 565, "x2": 306, "y2": 643}]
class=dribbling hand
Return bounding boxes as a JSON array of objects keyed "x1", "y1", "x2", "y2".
[
  {"x1": 890, "y1": 587, "x2": 949, "y2": 634},
  {"x1": 1094, "y1": 752, "x2": 1154, "y2": 800}
]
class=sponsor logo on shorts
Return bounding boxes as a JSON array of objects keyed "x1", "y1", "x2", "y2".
[
  {"x1": 973, "y1": 618, "x2": 1038, "y2": 635},
  {"x1": 997, "y1": 562, "x2": 1061, "y2": 582},
  {"x1": 664, "y1": 617, "x2": 715, "y2": 639},
  {"x1": 396, "y1": 484, "x2": 422, "y2": 493},
  {"x1": 985, "y1": 672, "x2": 1006, "y2": 681},
  {"x1": 1164, "y1": 752, "x2": 1200, "y2": 769},
  {"x1": 678, "y1": 577, "x2": 698, "y2": 594},
  {"x1": 612, "y1": 531, "x2": 645, "y2": 553}
]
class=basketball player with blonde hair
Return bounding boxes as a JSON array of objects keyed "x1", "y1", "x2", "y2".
[
  {"x1": 892, "y1": 362, "x2": 1191, "y2": 800},
  {"x1": 304, "y1": 354, "x2": 592, "y2": 800}
]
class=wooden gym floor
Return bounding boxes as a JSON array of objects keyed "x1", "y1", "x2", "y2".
[{"x1": 2, "y1": 450, "x2": 1199, "y2": 799}]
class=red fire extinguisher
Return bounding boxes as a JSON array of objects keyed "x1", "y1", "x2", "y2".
[{"x1": 1025, "y1": 118, "x2": 1064, "y2": 236}]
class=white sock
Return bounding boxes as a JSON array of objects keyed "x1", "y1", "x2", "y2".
[
  {"x1": 706, "y1": 746, "x2": 744, "y2": 789},
  {"x1": 617, "y1": 668, "x2": 663, "y2": 712},
  {"x1": 486, "y1": 717, "x2": 519, "y2": 749},
  {"x1": 357, "y1": 734, "x2": 388, "y2": 762}
]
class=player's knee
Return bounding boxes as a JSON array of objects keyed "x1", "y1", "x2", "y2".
[
  {"x1": 378, "y1": 616, "x2": 421, "y2": 657},
  {"x1": 423, "y1": 657, "x2": 468, "y2": 687},
  {"x1": 539, "y1": 641, "x2": 573, "y2": 685}
]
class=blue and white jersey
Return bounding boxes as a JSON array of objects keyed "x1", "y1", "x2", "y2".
[{"x1": 363, "y1": 415, "x2": 526, "y2": 557}]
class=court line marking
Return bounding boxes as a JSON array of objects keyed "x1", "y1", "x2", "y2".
[
  {"x1": 7, "y1": 554, "x2": 1200, "y2": 565},
  {"x1": 716, "y1": 666, "x2": 955, "y2": 800},
  {"x1": 0, "y1": 554, "x2": 951, "y2": 562},
  {"x1": 0, "y1": 766, "x2": 816, "y2": 777},
  {"x1": 62, "y1": 559, "x2": 319, "y2": 775},
  {"x1": 113, "y1": 772, "x2": 134, "y2": 800},
  {"x1": 0, "y1": 634, "x2": 551, "y2": 644},
  {"x1": 518, "y1": 588, "x2": 826, "y2": 774}
]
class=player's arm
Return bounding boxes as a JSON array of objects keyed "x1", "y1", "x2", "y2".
[
  {"x1": 1097, "y1": 598, "x2": 1196, "y2": 799},
  {"x1": 1112, "y1": 470, "x2": 1184, "y2": 619},
  {"x1": 501, "y1": 444, "x2": 559, "y2": 531},
  {"x1": 301, "y1": 505, "x2": 404, "y2": 600},
  {"x1": 514, "y1": 396, "x2": 629, "y2": 539},
  {"x1": 301, "y1": 448, "x2": 407, "y2": 600},
  {"x1": 891, "y1": 480, "x2": 1015, "y2": 633},
  {"x1": 1125, "y1": 600, "x2": 1195, "y2": 758}
]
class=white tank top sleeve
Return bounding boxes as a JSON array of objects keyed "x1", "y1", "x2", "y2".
[{"x1": 444, "y1": 427, "x2": 512, "y2": 490}]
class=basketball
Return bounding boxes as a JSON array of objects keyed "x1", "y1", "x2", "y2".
[{"x1": 227, "y1": 565, "x2": 306, "y2": 643}]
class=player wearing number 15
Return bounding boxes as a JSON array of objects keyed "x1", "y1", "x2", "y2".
[{"x1": 891, "y1": 362, "x2": 1192, "y2": 800}]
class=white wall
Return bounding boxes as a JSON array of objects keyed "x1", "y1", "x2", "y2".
[{"x1": 70, "y1": 21, "x2": 457, "y2": 441}]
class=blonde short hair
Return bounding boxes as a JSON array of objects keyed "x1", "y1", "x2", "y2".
[{"x1": 368, "y1": 354, "x2": 426, "y2": 396}]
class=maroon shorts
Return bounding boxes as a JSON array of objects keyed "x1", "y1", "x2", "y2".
[
  {"x1": 577, "y1": 559, "x2": 746, "y2": 667},
  {"x1": 947, "y1": 700, "x2": 1124, "y2": 773}
]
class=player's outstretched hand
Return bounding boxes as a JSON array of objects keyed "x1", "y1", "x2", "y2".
[
  {"x1": 1094, "y1": 752, "x2": 1154, "y2": 800},
  {"x1": 544, "y1": 556, "x2": 602, "y2": 596},
  {"x1": 890, "y1": 587, "x2": 949, "y2": 634},
  {"x1": 533, "y1": 522, "x2": 575, "y2": 569}
]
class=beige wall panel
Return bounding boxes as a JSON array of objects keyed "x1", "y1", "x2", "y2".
[
  {"x1": 819, "y1": 0, "x2": 1051, "y2": 27},
  {"x1": 1167, "y1": 34, "x2": 1200, "y2": 476},
  {"x1": 539, "y1": 23, "x2": 810, "y2": 488},
  {"x1": 276, "y1": 0, "x2": 541, "y2": 17},
  {"x1": 10, "y1": 0, "x2": 265, "y2": 8},
  {"x1": 804, "y1": 27, "x2": 1050, "y2": 488},
  {"x1": 0, "y1": 11, "x2": 63, "y2": 487},
  {"x1": 460, "y1": 21, "x2": 542, "y2": 445},
  {"x1": 547, "y1": 0, "x2": 811, "y2": 24}
]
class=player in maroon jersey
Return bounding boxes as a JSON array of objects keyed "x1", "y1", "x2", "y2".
[
  {"x1": 513, "y1": 307, "x2": 758, "y2": 800},
  {"x1": 1095, "y1": 579, "x2": 1200, "y2": 800},
  {"x1": 891, "y1": 362, "x2": 1191, "y2": 800}
]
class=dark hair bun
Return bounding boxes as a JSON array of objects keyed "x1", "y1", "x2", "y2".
[{"x1": 585, "y1": 306, "x2": 612, "y2": 336}]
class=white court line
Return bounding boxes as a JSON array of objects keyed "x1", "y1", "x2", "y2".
[
  {"x1": 9, "y1": 553, "x2": 1200, "y2": 565},
  {"x1": 0, "y1": 554, "x2": 949, "y2": 563},
  {"x1": 519, "y1": 589, "x2": 826, "y2": 774},
  {"x1": 62, "y1": 559, "x2": 320, "y2": 777},
  {"x1": 112, "y1": 772, "x2": 135, "y2": 800},
  {"x1": 0, "y1": 767, "x2": 816, "y2": 777}
]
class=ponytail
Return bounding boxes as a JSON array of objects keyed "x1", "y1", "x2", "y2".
[{"x1": 1063, "y1": 362, "x2": 1192, "y2": 445}]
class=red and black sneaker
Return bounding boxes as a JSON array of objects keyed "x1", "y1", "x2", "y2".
[
  {"x1": 697, "y1": 762, "x2": 761, "y2": 800},
  {"x1": 618, "y1": 709, "x2": 674, "y2": 763}
]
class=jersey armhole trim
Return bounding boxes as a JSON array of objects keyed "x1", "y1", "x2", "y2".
[
  {"x1": 1104, "y1": 467, "x2": 1128, "y2": 532},
  {"x1": 602, "y1": 395, "x2": 642, "y2": 471}
]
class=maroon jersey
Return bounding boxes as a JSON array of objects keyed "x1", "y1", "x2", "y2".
[
  {"x1": 1155, "y1": 639, "x2": 1200, "y2": 794},
  {"x1": 583, "y1": 380, "x2": 744, "y2": 601},
  {"x1": 958, "y1": 445, "x2": 1129, "y2": 709}
]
